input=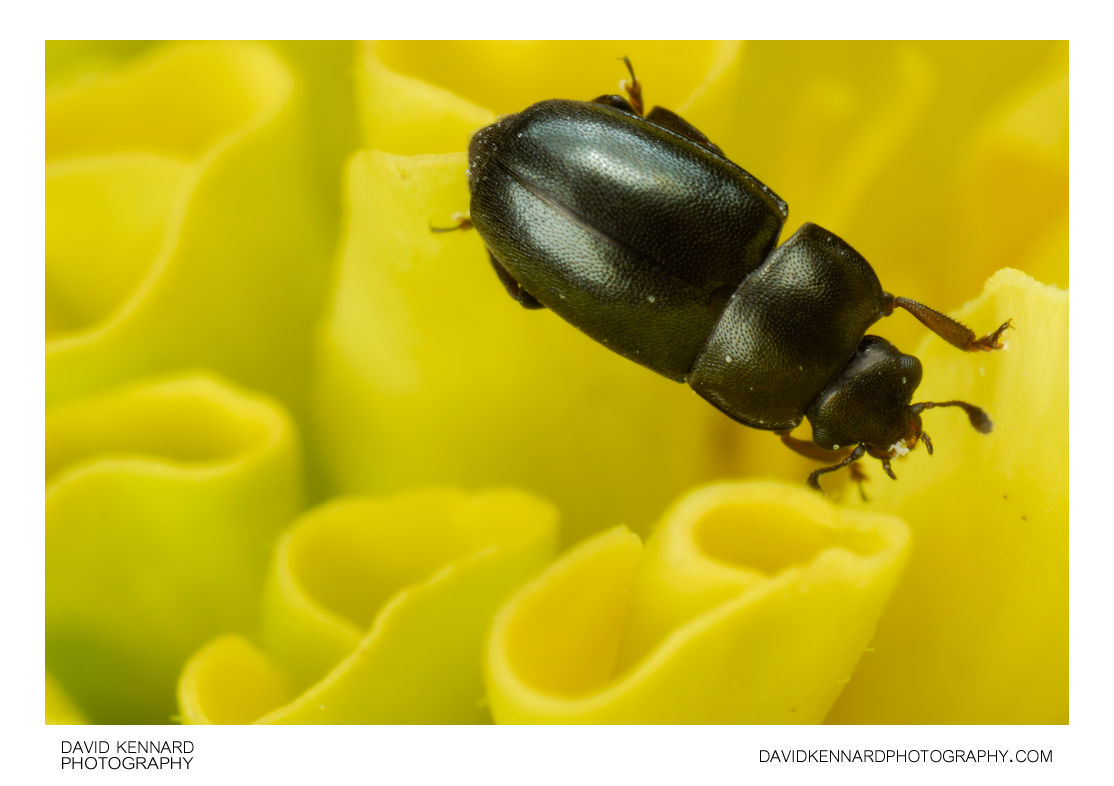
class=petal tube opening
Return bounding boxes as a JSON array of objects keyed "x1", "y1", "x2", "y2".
[
  {"x1": 178, "y1": 488, "x2": 559, "y2": 724},
  {"x1": 487, "y1": 481, "x2": 910, "y2": 723},
  {"x1": 46, "y1": 373, "x2": 301, "y2": 724}
]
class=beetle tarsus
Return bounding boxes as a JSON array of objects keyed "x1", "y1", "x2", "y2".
[{"x1": 972, "y1": 320, "x2": 1013, "y2": 351}]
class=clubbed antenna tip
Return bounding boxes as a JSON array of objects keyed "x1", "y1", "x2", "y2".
[{"x1": 912, "y1": 400, "x2": 993, "y2": 435}]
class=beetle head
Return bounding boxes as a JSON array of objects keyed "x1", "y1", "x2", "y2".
[
  {"x1": 806, "y1": 336, "x2": 925, "y2": 458},
  {"x1": 805, "y1": 335, "x2": 992, "y2": 464}
]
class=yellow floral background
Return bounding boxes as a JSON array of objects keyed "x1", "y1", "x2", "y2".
[{"x1": 45, "y1": 41, "x2": 1067, "y2": 725}]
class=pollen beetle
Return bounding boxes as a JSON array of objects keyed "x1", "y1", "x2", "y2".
[{"x1": 440, "y1": 59, "x2": 1010, "y2": 494}]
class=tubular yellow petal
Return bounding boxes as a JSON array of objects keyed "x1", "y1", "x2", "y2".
[
  {"x1": 360, "y1": 41, "x2": 740, "y2": 153},
  {"x1": 356, "y1": 42, "x2": 494, "y2": 155},
  {"x1": 46, "y1": 42, "x2": 335, "y2": 422},
  {"x1": 46, "y1": 373, "x2": 301, "y2": 724},
  {"x1": 314, "y1": 150, "x2": 727, "y2": 542},
  {"x1": 178, "y1": 488, "x2": 558, "y2": 724},
  {"x1": 47, "y1": 154, "x2": 190, "y2": 335},
  {"x1": 486, "y1": 482, "x2": 909, "y2": 723},
  {"x1": 177, "y1": 635, "x2": 295, "y2": 725},
  {"x1": 827, "y1": 269, "x2": 1068, "y2": 723}
]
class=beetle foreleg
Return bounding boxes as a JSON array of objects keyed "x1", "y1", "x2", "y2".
[
  {"x1": 883, "y1": 293, "x2": 1011, "y2": 352},
  {"x1": 807, "y1": 444, "x2": 867, "y2": 495}
]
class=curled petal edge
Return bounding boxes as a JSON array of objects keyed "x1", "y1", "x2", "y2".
[
  {"x1": 486, "y1": 481, "x2": 910, "y2": 723},
  {"x1": 179, "y1": 488, "x2": 559, "y2": 724}
]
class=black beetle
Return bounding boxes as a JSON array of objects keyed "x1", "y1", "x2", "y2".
[{"x1": 439, "y1": 59, "x2": 1010, "y2": 494}]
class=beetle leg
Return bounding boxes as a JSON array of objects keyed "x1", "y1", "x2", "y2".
[
  {"x1": 778, "y1": 430, "x2": 851, "y2": 462},
  {"x1": 780, "y1": 430, "x2": 870, "y2": 499},
  {"x1": 883, "y1": 293, "x2": 1012, "y2": 352},
  {"x1": 430, "y1": 212, "x2": 472, "y2": 233},
  {"x1": 646, "y1": 106, "x2": 726, "y2": 158},
  {"x1": 920, "y1": 430, "x2": 933, "y2": 455},
  {"x1": 592, "y1": 57, "x2": 645, "y2": 116},
  {"x1": 488, "y1": 251, "x2": 545, "y2": 310},
  {"x1": 618, "y1": 55, "x2": 644, "y2": 116},
  {"x1": 848, "y1": 461, "x2": 870, "y2": 501},
  {"x1": 808, "y1": 444, "x2": 867, "y2": 494}
]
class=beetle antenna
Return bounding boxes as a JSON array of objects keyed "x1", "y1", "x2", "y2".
[
  {"x1": 910, "y1": 400, "x2": 993, "y2": 434},
  {"x1": 618, "y1": 56, "x2": 644, "y2": 116}
]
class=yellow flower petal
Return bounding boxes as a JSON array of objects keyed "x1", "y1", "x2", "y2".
[
  {"x1": 178, "y1": 635, "x2": 295, "y2": 725},
  {"x1": 46, "y1": 373, "x2": 301, "y2": 723},
  {"x1": 357, "y1": 41, "x2": 741, "y2": 155},
  {"x1": 827, "y1": 269, "x2": 1067, "y2": 723},
  {"x1": 315, "y1": 150, "x2": 735, "y2": 542},
  {"x1": 46, "y1": 41, "x2": 335, "y2": 422},
  {"x1": 178, "y1": 488, "x2": 558, "y2": 724},
  {"x1": 957, "y1": 62, "x2": 1069, "y2": 291},
  {"x1": 486, "y1": 482, "x2": 909, "y2": 723},
  {"x1": 356, "y1": 42, "x2": 493, "y2": 155},
  {"x1": 46, "y1": 41, "x2": 157, "y2": 91},
  {"x1": 720, "y1": 41, "x2": 1067, "y2": 352},
  {"x1": 46, "y1": 672, "x2": 88, "y2": 725},
  {"x1": 46, "y1": 154, "x2": 190, "y2": 335}
]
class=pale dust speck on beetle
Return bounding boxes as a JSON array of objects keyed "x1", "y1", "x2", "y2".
[{"x1": 435, "y1": 58, "x2": 1011, "y2": 495}]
